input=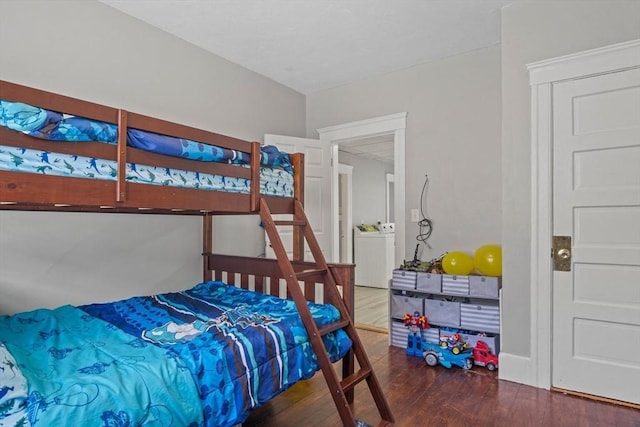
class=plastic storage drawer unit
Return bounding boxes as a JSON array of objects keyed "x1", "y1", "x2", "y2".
[
  {"x1": 468, "y1": 276, "x2": 501, "y2": 299},
  {"x1": 416, "y1": 272, "x2": 442, "y2": 293},
  {"x1": 460, "y1": 302, "x2": 500, "y2": 334},
  {"x1": 424, "y1": 299, "x2": 461, "y2": 327},
  {"x1": 441, "y1": 274, "x2": 469, "y2": 295},
  {"x1": 390, "y1": 294, "x2": 423, "y2": 319},
  {"x1": 392, "y1": 270, "x2": 417, "y2": 290}
]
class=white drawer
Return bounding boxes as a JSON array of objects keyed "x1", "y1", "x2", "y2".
[
  {"x1": 424, "y1": 299, "x2": 460, "y2": 327},
  {"x1": 460, "y1": 302, "x2": 500, "y2": 333},
  {"x1": 390, "y1": 320, "x2": 439, "y2": 348},
  {"x1": 416, "y1": 272, "x2": 442, "y2": 293},
  {"x1": 390, "y1": 294, "x2": 423, "y2": 320},
  {"x1": 392, "y1": 270, "x2": 417, "y2": 290},
  {"x1": 468, "y1": 275, "x2": 500, "y2": 299},
  {"x1": 441, "y1": 274, "x2": 469, "y2": 296}
]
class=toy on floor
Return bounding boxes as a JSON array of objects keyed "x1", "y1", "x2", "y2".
[
  {"x1": 403, "y1": 311, "x2": 429, "y2": 356},
  {"x1": 439, "y1": 332, "x2": 469, "y2": 355},
  {"x1": 422, "y1": 342, "x2": 473, "y2": 370},
  {"x1": 471, "y1": 340, "x2": 499, "y2": 371},
  {"x1": 423, "y1": 338, "x2": 499, "y2": 371}
]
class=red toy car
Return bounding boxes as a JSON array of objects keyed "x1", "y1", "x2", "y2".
[{"x1": 473, "y1": 340, "x2": 499, "y2": 371}]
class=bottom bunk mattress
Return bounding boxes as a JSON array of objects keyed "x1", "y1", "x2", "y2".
[{"x1": 0, "y1": 281, "x2": 352, "y2": 427}]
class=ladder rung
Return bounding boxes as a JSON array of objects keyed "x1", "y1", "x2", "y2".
[
  {"x1": 273, "y1": 219, "x2": 307, "y2": 226},
  {"x1": 259, "y1": 198, "x2": 394, "y2": 425},
  {"x1": 317, "y1": 319, "x2": 350, "y2": 337},
  {"x1": 295, "y1": 268, "x2": 327, "y2": 280},
  {"x1": 340, "y1": 367, "x2": 372, "y2": 393}
]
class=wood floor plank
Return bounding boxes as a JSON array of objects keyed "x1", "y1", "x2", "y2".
[{"x1": 244, "y1": 329, "x2": 640, "y2": 426}]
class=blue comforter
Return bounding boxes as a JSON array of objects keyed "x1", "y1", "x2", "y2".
[
  {"x1": 0, "y1": 281, "x2": 352, "y2": 426},
  {"x1": 0, "y1": 100, "x2": 293, "y2": 173}
]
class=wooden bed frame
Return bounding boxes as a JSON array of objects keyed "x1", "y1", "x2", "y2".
[
  {"x1": 0, "y1": 80, "x2": 300, "y2": 215},
  {"x1": 0, "y1": 80, "x2": 393, "y2": 426},
  {"x1": 0, "y1": 78, "x2": 352, "y2": 341}
]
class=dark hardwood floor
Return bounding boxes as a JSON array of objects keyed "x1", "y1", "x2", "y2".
[{"x1": 244, "y1": 329, "x2": 639, "y2": 427}]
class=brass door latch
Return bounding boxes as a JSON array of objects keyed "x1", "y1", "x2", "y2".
[{"x1": 552, "y1": 236, "x2": 572, "y2": 271}]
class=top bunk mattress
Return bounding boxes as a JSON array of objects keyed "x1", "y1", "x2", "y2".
[{"x1": 0, "y1": 100, "x2": 295, "y2": 198}]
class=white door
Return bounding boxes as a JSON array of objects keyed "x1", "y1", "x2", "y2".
[
  {"x1": 552, "y1": 67, "x2": 640, "y2": 404},
  {"x1": 264, "y1": 134, "x2": 332, "y2": 262}
]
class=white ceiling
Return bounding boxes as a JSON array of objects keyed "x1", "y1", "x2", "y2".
[
  {"x1": 100, "y1": 0, "x2": 517, "y2": 95},
  {"x1": 100, "y1": 0, "x2": 518, "y2": 163}
]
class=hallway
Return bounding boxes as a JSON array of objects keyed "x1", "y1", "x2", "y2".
[{"x1": 354, "y1": 285, "x2": 388, "y2": 330}]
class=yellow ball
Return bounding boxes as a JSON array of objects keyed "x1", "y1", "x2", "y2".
[
  {"x1": 473, "y1": 244, "x2": 502, "y2": 277},
  {"x1": 442, "y1": 251, "x2": 474, "y2": 276}
]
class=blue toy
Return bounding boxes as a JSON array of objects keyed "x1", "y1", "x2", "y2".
[{"x1": 422, "y1": 342, "x2": 473, "y2": 370}]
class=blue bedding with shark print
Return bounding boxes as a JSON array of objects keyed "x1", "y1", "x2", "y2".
[
  {"x1": 0, "y1": 143, "x2": 294, "y2": 197},
  {"x1": 0, "y1": 281, "x2": 351, "y2": 427},
  {"x1": 0, "y1": 100, "x2": 293, "y2": 173}
]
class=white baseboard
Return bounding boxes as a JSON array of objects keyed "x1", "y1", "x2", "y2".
[{"x1": 498, "y1": 351, "x2": 544, "y2": 388}]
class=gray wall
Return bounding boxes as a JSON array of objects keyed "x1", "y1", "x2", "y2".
[
  {"x1": 501, "y1": 0, "x2": 640, "y2": 360},
  {"x1": 306, "y1": 0, "x2": 640, "y2": 379},
  {"x1": 0, "y1": 0, "x2": 306, "y2": 313},
  {"x1": 307, "y1": 45, "x2": 503, "y2": 264}
]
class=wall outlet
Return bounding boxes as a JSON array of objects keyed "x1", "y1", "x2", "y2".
[{"x1": 411, "y1": 209, "x2": 420, "y2": 222}]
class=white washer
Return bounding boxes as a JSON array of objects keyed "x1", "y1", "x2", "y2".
[{"x1": 354, "y1": 227, "x2": 395, "y2": 288}]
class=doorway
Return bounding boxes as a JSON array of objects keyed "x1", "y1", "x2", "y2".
[
  {"x1": 318, "y1": 113, "x2": 407, "y2": 331},
  {"x1": 317, "y1": 112, "x2": 407, "y2": 267}
]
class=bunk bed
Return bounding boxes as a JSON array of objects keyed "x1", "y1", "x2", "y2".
[{"x1": 0, "y1": 81, "x2": 393, "y2": 426}]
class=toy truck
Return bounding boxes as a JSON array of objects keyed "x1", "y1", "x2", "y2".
[
  {"x1": 422, "y1": 342, "x2": 473, "y2": 370},
  {"x1": 472, "y1": 340, "x2": 499, "y2": 371},
  {"x1": 423, "y1": 339, "x2": 499, "y2": 371}
]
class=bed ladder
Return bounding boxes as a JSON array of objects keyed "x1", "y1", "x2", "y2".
[{"x1": 259, "y1": 198, "x2": 394, "y2": 427}]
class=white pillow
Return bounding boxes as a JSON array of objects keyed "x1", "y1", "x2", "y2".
[{"x1": 0, "y1": 343, "x2": 30, "y2": 426}]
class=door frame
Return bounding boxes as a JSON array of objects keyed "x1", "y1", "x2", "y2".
[
  {"x1": 527, "y1": 39, "x2": 640, "y2": 389},
  {"x1": 317, "y1": 112, "x2": 407, "y2": 265},
  {"x1": 339, "y1": 163, "x2": 354, "y2": 263},
  {"x1": 385, "y1": 173, "x2": 395, "y2": 223}
]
